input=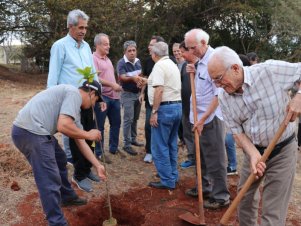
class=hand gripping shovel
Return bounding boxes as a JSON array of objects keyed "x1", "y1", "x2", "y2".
[
  {"x1": 220, "y1": 118, "x2": 288, "y2": 225},
  {"x1": 179, "y1": 72, "x2": 206, "y2": 225}
]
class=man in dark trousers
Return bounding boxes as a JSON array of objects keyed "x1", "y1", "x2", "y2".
[{"x1": 11, "y1": 81, "x2": 106, "y2": 226}]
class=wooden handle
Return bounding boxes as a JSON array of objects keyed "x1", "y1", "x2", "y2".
[
  {"x1": 220, "y1": 119, "x2": 288, "y2": 225},
  {"x1": 190, "y1": 72, "x2": 206, "y2": 222}
]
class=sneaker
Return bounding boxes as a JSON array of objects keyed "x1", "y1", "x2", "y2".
[
  {"x1": 227, "y1": 167, "x2": 238, "y2": 176},
  {"x1": 67, "y1": 157, "x2": 74, "y2": 166},
  {"x1": 98, "y1": 153, "x2": 112, "y2": 164},
  {"x1": 131, "y1": 140, "x2": 144, "y2": 147},
  {"x1": 185, "y1": 187, "x2": 210, "y2": 199},
  {"x1": 180, "y1": 160, "x2": 195, "y2": 169},
  {"x1": 61, "y1": 196, "x2": 87, "y2": 207},
  {"x1": 72, "y1": 177, "x2": 92, "y2": 192},
  {"x1": 204, "y1": 199, "x2": 230, "y2": 210},
  {"x1": 87, "y1": 171, "x2": 100, "y2": 182},
  {"x1": 144, "y1": 154, "x2": 153, "y2": 163},
  {"x1": 123, "y1": 147, "x2": 138, "y2": 156}
]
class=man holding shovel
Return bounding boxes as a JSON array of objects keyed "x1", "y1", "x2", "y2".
[
  {"x1": 11, "y1": 81, "x2": 107, "y2": 226},
  {"x1": 184, "y1": 28, "x2": 230, "y2": 209},
  {"x1": 208, "y1": 46, "x2": 301, "y2": 226}
]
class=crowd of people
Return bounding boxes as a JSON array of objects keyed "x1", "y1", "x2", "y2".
[{"x1": 11, "y1": 9, "x2": 301, "y2": 226}]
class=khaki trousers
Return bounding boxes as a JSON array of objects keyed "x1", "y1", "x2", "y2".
[{"x1": 238, "y1": 139, "x2": 297, "y2": 226}]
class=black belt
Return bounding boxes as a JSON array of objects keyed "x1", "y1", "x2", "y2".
[
  {"x1": 255, "y1": 133, "x2": 295, "y2": 161},
  {"x1": 160, "y1": 100, "x2": 182, "y2": 106}
]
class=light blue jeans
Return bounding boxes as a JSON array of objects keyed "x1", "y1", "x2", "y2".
[
  {"x1": 225, "y1": 133, "x2": 237, "y2": 170},
  {"x1": 151, "y1": 103, "x2": 182, "y2": 188}
]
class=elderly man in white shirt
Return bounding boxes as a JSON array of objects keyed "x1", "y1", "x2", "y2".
[
  {"x1": 208, "y1": 46, "x2": 301, "y2": 226},
  {"x1": 147, "y1": 41, "x2": 182, "y2": 190}
]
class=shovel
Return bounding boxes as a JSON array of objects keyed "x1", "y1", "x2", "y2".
[
  {"x1": 179, "y1": 72, "x2": 206, "y2": 225},
  {"x1": 220, "y1": 118, "x2": 288, "y2": 225},
  {"x1": 91, "y1": 104, "x2": 117, "y2": 226}
]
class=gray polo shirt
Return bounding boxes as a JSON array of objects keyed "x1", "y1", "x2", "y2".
[{"x1": 14, "y1": 84, "x2": 83, "y2": 135}]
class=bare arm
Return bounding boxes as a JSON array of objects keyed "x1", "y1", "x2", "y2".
[
  {"x1": 119, "y1": 74, "x2": 144, "y2": 85},
  {"x1": 233, "y1": 133, "x2": 266, "y2": 178},
  {"x1": 193, "y1": 96, "x2": 219, "y2": 134},
  {"x1": 99, "y1": 78, "x2": 122, "y2": 92},
  {"x1": 74, "y1": 139, "x2": 106, "y2": 180},
  {"x1": 150, "y1": 86, "x2": 163, "y2": 127},
  {"x1": 57, "y1": 115, "x2": 101, "y2": 141}
]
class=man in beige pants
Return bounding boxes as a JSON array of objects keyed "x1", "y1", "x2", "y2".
[{"x1": 208, "y1": 46, "x2": 301, "y2": 225}]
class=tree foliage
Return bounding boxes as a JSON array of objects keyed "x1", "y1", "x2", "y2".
[{"x1": 1, "y1": 0, "x2": 300, "y2": 71}]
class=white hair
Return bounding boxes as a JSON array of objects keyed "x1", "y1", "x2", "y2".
[
  {"x1": 151, "y1": 41, "x2": 169, "y2": 57},
  {"x1": 94, "y1": 33, "x2": 109, "y2": 46},
  {"x1": 185, "y1": 28, "x2": 209, "y2": 44},
  {"x1": 210, "y1": 46, "x2": 243, "y2": 68},
  {"x1": 67, "y1": 9, "x2": 89, "y2": 28}
]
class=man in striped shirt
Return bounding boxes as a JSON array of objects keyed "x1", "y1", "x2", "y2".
[{"x1": 208, "y1": 46, "x2": 301, "y2": 226}]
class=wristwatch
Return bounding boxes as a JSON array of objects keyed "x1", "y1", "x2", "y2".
[{"x1": 152, "y1": 109, "x2": 158, "y2": 114}]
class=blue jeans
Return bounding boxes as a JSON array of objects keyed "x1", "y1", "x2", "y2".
[
  {"x1": 62, "y1": 134, "x2": 72, "y2": 159},
  {"x1": 225, "y1": 133, "x2": 237, "y2": 170},
  {"x1": 151, "y1": 103, "x2": 182, "y2": 188},
  {"x1": 11, "y1": 125, "x2": 77, "y2": 226},
  {"x1": 94, "y1": 96, "x2": 121, "y2": 155},
  {"x1": 121, "y1": 91, "x2": 141, "y2": 148}
]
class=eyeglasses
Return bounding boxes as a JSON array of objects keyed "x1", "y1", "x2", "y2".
[{"x1": 212, "y1": 67, "x2": 229, "y2": 84}]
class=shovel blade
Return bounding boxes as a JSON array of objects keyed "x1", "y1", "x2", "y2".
[{"x1": 179, "y1": 212, "x2": 206, "y2": 225}]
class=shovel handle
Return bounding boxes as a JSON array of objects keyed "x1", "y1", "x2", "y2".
[
  {"x1": 190, "y1": 72, "x2": 206, "y2": 223},
  {"x1": 220, "y1": 119, "x2": 288, "y2": 225}
]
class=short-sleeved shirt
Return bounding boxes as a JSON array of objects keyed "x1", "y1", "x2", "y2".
[
  {"x1": 116, "y1": 55, "x2": 142, "y2": 93},
  {"x1": 219, "y1": 60, "x2": 301, "y2": 147},
  {"x1": 14, "y1": 85, "x2": 83, "y2": 135},
  {"x1": 93, "y1": 52, "x2": 120, "y2": 99},
  {"x1": 47, "y1": 34, "x2": 98, "y2": 88},
  {"x1": 147, "y1": 56, "x2": 181, "y2": 105},
  {"x1": 190, "y1": 46, "x2": 223, "y2": 125}
]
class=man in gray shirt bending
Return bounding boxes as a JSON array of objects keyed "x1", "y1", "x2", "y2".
[{"x1": 11, "y1": 80, "x2": 106, "y2": 226}]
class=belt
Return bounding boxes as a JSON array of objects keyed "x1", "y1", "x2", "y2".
[
  {"x1": 255, "y1": 133, "x2": 295, "y2": 161},
  {"x1": 160, "y1": 100, "x2": 182, "y2": 106}
]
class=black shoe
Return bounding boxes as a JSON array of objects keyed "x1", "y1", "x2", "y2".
[
  {"x1": 148, "y1": 181, "x2": 174, "y2": 190},
  {"x1": 131, "y1": 140, "x2": 144, "y2": 147},
  {"x1": 204, "y1": 198, "x2": 230, "y2": 210},
  {"x1": 61, "y1": 197, "x2": 87, "y2": 207},
  {"x1": 185, "y1": 187, "x2": 210, "y2": 199},
  {"x1": 123, "y1": 147, "x2": 138, "y2": 156}
]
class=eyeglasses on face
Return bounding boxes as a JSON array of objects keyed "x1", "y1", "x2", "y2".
[{"x1": 212, "y1": 67, "x2": 229, "y2": 84}]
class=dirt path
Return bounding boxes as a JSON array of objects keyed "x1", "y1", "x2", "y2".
[{"x1": 0, "y1": 66, "x2": 300, "y2": 225}]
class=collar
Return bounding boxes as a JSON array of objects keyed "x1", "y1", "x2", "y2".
[
  {"x1": 158, "y1": 56, "x2": 169, "y2": 62},
  {"x1": 124, "y1": 55, "x2": 139, "y2": 65},
  {"x1": 198, "y1": 45, "x2": 214, "y2": 66},
  {"x1": 67, "y1": 33, "x2": 84, "y2": 48},
  {"x1": 242, "y1": 67, "x2": 253, "y2": 89},
  {"x1": 231, "y1": 67, "x2": 252, "y2": 95},
  {"x1": 93, "y1": 51, "x2": 108, "y2": 60}
]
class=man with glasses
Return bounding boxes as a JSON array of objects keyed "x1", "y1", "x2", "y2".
[
  {"x1": 208, "y1": 46, "x2": 300, "y2": 226},
  {"x1": 184, "y1": 28, "x2": 230, "y2": 209}
]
